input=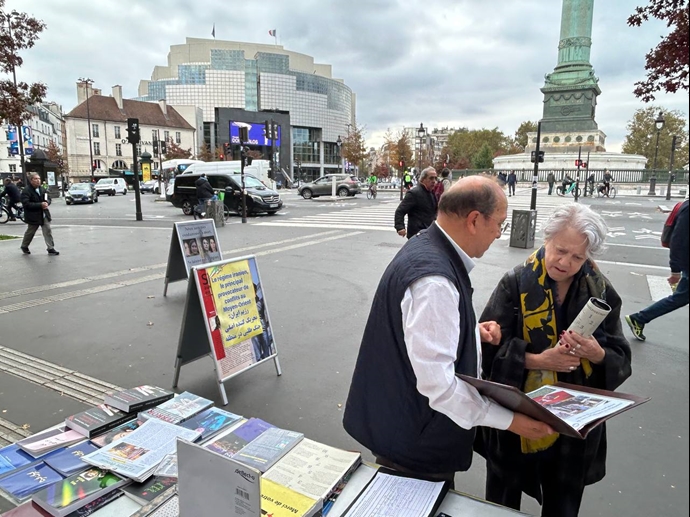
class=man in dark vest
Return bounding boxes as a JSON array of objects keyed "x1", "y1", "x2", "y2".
[
  {"x1": 394, "y1": 167, "x2": 438, "y2": 239},
  {"x1": 344, "y1": 176, "x2": 553, "y2": 484}
]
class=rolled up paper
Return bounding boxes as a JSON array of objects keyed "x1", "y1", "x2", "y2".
[{"x1": 567, "y1": 297, "x2": 611, "y2": 338}]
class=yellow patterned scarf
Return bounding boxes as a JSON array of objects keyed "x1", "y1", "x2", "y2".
[{"x1": 519, "y1": 248, "x2": 598, "y2": 454}]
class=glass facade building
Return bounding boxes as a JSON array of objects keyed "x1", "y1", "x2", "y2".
[{"x1": 136, "y1": 38, "x2": 355, "y2": 180}]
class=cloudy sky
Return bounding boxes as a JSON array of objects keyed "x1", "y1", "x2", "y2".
[{"x1": 7, "y1": 0, "x2": 688, "y2": 151}]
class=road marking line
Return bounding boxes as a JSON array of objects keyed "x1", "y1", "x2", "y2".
[
  {"x1": 597, "y1": 260, "x2": 669, "y2": 271},
  {"x1": 647, "y1": 275, "x2": 674, "y2": 301},
  {"x1": 0, "y1": 415, "x2": 32, "y2": 446}
]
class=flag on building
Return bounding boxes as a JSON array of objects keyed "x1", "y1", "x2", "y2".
[
  {"x1": 268, "y1": 29, "x2": 276, "y2": 37},
  {"x1": 211, "y1": 24, "x2": 216, "y2": 38}
]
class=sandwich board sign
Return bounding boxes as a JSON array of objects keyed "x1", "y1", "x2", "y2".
[
  {"x1": 163, "y1": 220, "x2": 222, "y2": 296},
  {"x1": 173, "y1": 255, "x2": 282, "y2": 405}
]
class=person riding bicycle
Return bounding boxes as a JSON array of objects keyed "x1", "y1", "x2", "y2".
[
  {"x1": 561, "y1": 174, "x2": 575, "y2": 190},
  {"x1": 194, "y1": 173, "x2": 215, "y2": 217},
  {"x1": 367, "y1": 173, "x2": 378, "y2": 194},
  {"x1": 602, "y1": 170, "x2": 613, "y2": 197},
  {"x1": 0, "y1": 178, "x2": 22, "y2": 221}
]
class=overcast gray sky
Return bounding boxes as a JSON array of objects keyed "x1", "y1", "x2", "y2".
[{"x1": 8, "y1": 0, "x2": 688, "y2": 151}]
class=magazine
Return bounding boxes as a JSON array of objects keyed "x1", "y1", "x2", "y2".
[
  {"x1": 139, "y1": 392, "x2": 213, "y2": 425},
  {"x1": 459, "y1": 375, "x2": 650, "y2": 438},
  {"x1": 81, "y1": 419, "x2": 200, "y2": 483},
  {"x1": 90, "y1": 419, "x2": 145, "y2": 448},
  {"x1": 16, "y1": 428, "x2": 84, "y2": 458},
  {"x1": 178, "y1": 407, "x2": 242, "y2": 442},
  {"x1": 232, "y1": 428, "x2": 303, "y2": 472}
]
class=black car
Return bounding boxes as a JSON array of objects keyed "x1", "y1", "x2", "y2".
[
  {"x1": 65, "y1": 183, "x2": 99, "y2": 204},
  {"x1": 172, "y1": 172, "x2": 283, "y2": 216}
]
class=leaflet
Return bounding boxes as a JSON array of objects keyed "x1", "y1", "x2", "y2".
[
  {"x1": 82, "y1": 419, "x2": 200, "y2": 482},
  {"x1": 528, "y1": 385, "x2": 634, "y2": 431},
  {"x1": 567, "y1": 297, "x2": 611, "y2": 338}
]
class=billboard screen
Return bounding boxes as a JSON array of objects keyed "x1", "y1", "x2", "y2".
[
  {"x1": 229, "y1": 121, "x2": 281, "y2": 147},
  {"x1": 7, "y1": 125, "x2": 34, "y2": 155}
]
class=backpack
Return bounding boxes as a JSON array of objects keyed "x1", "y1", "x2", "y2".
[{"x1": 661, "y1": 202, "x2": 683, "y2": 248}]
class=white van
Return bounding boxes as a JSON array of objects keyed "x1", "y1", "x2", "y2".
[
  {"x1": 183, "y1": 160, "x2": 275, "y2": 188},
  {"x1": 95, "y1": 177, "x2": 128, "y2": 196}
]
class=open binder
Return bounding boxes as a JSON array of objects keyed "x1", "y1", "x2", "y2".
[{"x1": 460, "y1": 375, "x2": 650, "y2": 439}]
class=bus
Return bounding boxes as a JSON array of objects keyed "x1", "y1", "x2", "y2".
[{"x1": 160, "y1": 159, "x2": 205, "y2": 180}]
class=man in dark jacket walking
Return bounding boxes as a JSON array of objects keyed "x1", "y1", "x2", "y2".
[
  {"x1": 20, "y1": 173, "x2": 59, "y2": 255},
  {"x1": 394, "y1": 167, "x2": 438, "y2": 239},
  {"x1": 344, "y1": 176, "x2": 553, "y2": 485},
  {"x1": 1, "y1": 178, "x2": 21, "y2": 220},
  {"x1": 626, "y1": 199, "x2": 689, "y2": 340},
  {"x1": 195, "y1": 174, "x2": 215, "y2": 216}
]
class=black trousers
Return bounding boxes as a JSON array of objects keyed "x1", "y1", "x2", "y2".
[{"x1": 486, "y1": 461, "x2": 585, "y2": 517}]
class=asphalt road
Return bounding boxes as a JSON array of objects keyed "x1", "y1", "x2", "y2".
[{"x1": 0, "y1": 186, "x2": 687, "y2": 516}]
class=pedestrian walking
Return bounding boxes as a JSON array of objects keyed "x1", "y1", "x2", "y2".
[
  {"x1": 625, "y1": 199, "x2": 688, "y2": 340},
  {"x1": 394, "y1": 167, "x2": 438, "y2": 239},
  {"x1": 20, "y1": 173, "x2": 59, "y2": 255},
  {"x1": 507, "y1": 171, "x2": 517, "y2": 197},
  {"x1": 547, "y1": 172, "x2": 555, "y2": 195},
  {"x1": 344, "y1": 176, "x2": 553, "y2": 487}
]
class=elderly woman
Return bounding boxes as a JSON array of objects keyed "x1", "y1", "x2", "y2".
[{"x1": 478, "y1": 203, "x2": 632, "y2": 517}]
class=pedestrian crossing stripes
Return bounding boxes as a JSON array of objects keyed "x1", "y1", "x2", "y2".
[{"x1": 256, "y1": 197, "x2": 571, "y2": 234}]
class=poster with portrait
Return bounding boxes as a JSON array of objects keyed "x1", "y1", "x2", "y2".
[
  {"x1": 163, "y1": 220, "x2": 223, "y2": 295},
  {"x1": 173, "y1": 255, "x2": 281, "y2": 405}
]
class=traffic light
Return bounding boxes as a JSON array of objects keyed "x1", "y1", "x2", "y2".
[
  {"x1": 223, "y1": 142, "x2": 230, "y2": 160},
  {"x1": 152, "y1": 141, "x2": 159, "y2": 157},
  {"x1": 399, "y1": 159, "x2": 405, "y2": 169},
  {"x1": 160, "y1": 141, "x2": 167, "y2": 155},
  {"x1": 126, "y1": 118, "x2": 140, "y2": 144},
  {"x1": 575, "y1": 159, "x2": 582, "y2": 167},
  {"x1": 530, "y1": 150, "x2": 545, "y2": 163},
  {"x1": 92, "y1": 160, "x2": 97, "y2": 172}
]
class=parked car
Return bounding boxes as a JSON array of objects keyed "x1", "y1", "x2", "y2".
[
  {"x1": 297, "y1": 174, "x2": 362, "y2": 199},
  {"x1": 65, "y1": 183, "x2": 98, "y2": 204},
  {"x1": 95, "y1": 177, "x2": 128, "y2": 196},
  {"x1": 140, "y1": 179, "x2": 161, "y2": 194},
  {"x1": 172, "y1": 172, "x2": 283, "y2": 216}
]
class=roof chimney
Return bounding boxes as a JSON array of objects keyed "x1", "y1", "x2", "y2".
[
  {"x1": 112, "y1": 85, "x2": 123, "y2": 110},
  {"x1": 158, "y1": 99, "x2": 168, "y2": 117}
]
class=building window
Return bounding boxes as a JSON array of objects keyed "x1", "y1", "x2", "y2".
[
  {"x1": 164, "y1": 130, "x2": 170, "y2": 142},
  {"x1": 175, "y1": 132, "x2": 181, "y2": 144},
  {"x1": 116, "y1": 143, "x2": 122, "y2": 156},
  {"x1": 9, "y1": 164, "x2": 16, "y2": 172},
  {"x1": 114, "y1": 126, "x2": 121, "y2": 139},
  {"x1": 93, "y1": 142, "x2": 101, "y2": 155},
  {"x1": 152, "y1": 130, "x2": 159, "y2": 142},
  {"x1": 92, "y1": 124, "x2": 99, "y2": 138}
]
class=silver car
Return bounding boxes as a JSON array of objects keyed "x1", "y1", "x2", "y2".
[{"x1": 297, "y1": 174, "x2": 362, "y2": 199}]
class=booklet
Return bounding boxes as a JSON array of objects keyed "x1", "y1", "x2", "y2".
[
  {"x1": 263, "y1": 438, "x2": 362, "y2": 503},
  {"x1": 232, "y1": 428, "x2": 303, "y2": 473},
  {"x1": 104, "y1": 386, "x2": 174, "y2": 413},
  {"x1": 16, "y1": 428, "x2": 84, "y2": 459},
  {"x1": 0, "y1": 462, "x2": 63, "y2": 502},
  {"x1": 260, "y1": 478, "x2": 321, "y2": 517},
  {"x1": 139, "y1": 392, "x2": 213, "y2": 425},
  {"x1": 122, "y1": 475, "x2": 177, "y2": 506},
  {"x1": 459, "y1": 375, "x2": 650, "y2": 438},
  {"x1": 0, "y1": 445, "x2": 36, "y2": 477},
  {"x1": 90, "y1": 419, "x2": 145, "y2": 448},
  {"x1": 341, "y1": 468, "x2": 449, "y2": 517},
  {"x1": 203, "y1": 418, "x2": 273, "y2": 459},
  {"x1": 43, "y1": 441, "x2": 99, "y2": 477},
  {"x1": 65, "y1": 405, "x2": 134, "y2": 439},
  {"x1": 178, "y1": 407, "x2": 242, "y2": 442},
  {"x1": 81, "y1": 419, "x2": 200, "y2": 483},
  {"x1": 32, "y1": 468, "x2": 129, "y2": 517}
]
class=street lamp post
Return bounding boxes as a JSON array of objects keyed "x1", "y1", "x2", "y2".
[
  {"x1": 417, "y1": 123, "x2": 425, "y2": 176},
  {"x1": 79, "y1": 78, "x2": 95, "y2": 182},
  {"x1": 336, "y1": 135, "x2": 342, "y2": 174},
  {"x1": 665, "y1": 135, "x2": 679, "y2": 201},
  {"x1": 649, "y1": 111, "x2": 665, "y2": 195}
]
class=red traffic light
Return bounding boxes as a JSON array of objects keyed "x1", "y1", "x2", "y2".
[
  {"x1": 575, "y1": 159, "x2": 584, "y2": 167},
  {"x1": 399, "y1": 160, "x2": 404, "y2": 168}
]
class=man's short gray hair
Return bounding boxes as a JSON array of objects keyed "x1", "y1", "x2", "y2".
[
  {"x1": 420, "y1": 167, "x2": 436, "y2": 181},
  {"x1": 543, "y1": 203, "x2": 608, "y2": 257}
]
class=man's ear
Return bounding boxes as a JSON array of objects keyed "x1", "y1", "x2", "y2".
[{"x1": 466, "y1": 210, "x2": 480, "y2": 235}]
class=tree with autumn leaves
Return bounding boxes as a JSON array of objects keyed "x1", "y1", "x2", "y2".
[
  {"x1": 0, "y1": 1, "x2": 47, "y2": 179},
  {"x1": 622, "y1": 107, "x2": 689, "y2": 169},
  {"x1": 628, "y1": 0, "x2": 689, "y2": 101},
  {"x1": 341, "y1": 124, "x2": 368, "y2": 174}
]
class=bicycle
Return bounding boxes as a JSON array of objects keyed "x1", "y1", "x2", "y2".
[
  {"x1": 0, "y1": 199, "x2": 25, "y2": 224},
  {"x1": 366, "y1": 184, "x2": 377, "y2": 200},
  {"x1": 193, "y1": 199, "x2": 231, "y2": 222},
  {"x1": 596, "y1": 182, "x2": 617, "y2": 199},
  {"x1": 556, "y1": 182, "x2": 581, "y2": 197}
]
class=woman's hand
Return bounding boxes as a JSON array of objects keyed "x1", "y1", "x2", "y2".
[
  {"x1": 479, "y1": 321, "x2": 501, "y2": 346},
  {"x1": 529, "y1": 346, "x2": 582, "y2": 372},
  {"x1": 559, "y1": 330, "x2": 606, "y2": 364}
]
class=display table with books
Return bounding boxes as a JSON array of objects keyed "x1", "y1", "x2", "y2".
[{"x1": 0, "y1": 385, "x2": 533, "y2": 517}]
